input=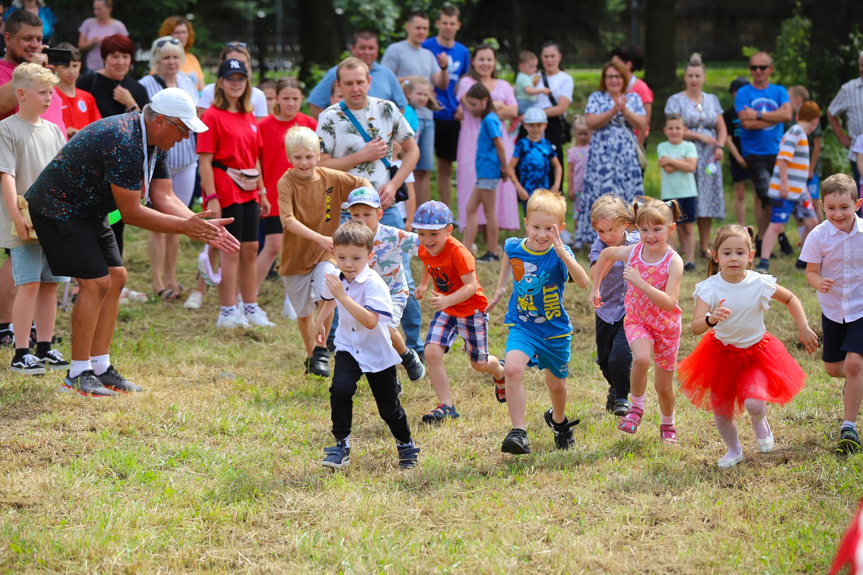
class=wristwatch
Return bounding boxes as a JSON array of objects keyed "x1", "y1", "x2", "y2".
[
  {"x1": 705, "y1": 312, "x2": 718, "y2": 327},
  {"x1": 756, "y1": 110, "x2": 763, "y2": 121}
]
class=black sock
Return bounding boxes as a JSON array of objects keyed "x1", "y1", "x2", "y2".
[
  {"x1": 0, "y1": 322, "x2": 10, "y2": 331},
  {"x1": 13, "y1": 347, "x2": 29, "y2": 361},
  {"x1": 35, "y1": 341, "x2": 51, "y2": 357}
]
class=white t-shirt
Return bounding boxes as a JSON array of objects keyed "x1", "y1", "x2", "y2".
[
  {"x1": 693, "y1": 270, "x2": 777, "y2": 348},
  {"x1": 535, "y1": 70, "x2": 574, "y2": 110},
  {"x1": 198, "y1": 84, "x2": 268, "y2": 118}
]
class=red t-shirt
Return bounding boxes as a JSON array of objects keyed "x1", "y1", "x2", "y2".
[
  {"x1": 57, "y1": 88, "x2": 101, "y2": 132},
  {"x1": 418, "y1": 235, "x2": 488, "y2": 317},
  {"x1": 629, "y1": 77, "x2": 654, "y2": 138},
  {"x1": 259, "y1": 112, "x2": 316, "y2": 217},
  {"x1": 197, "y1": 107, "x2": 263, "y2": 208},
  {"x1": 0, "y1": 59, "x2": 67, "y2": 138}
]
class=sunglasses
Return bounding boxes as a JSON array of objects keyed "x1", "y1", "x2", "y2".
[
  {"x1": 156, "y1": 37, "x2": 181, "y2": 48},
  {"x1": 749, "y1": 65, "x2": 770, "y2": 71},
  {"x1": 165, "y1": 117, "x2": 188, "y2": 135},
  {"x1": 225, "y1": 42, "x2": 248, "y2": 50}
]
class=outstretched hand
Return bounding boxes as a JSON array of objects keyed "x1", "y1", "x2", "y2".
[
  {"x1": 486, "y1": 287, "x2": 506, "y2": 312},
  {"x1": 184, "y1": 211, "x2": 240, "y2": 253}
]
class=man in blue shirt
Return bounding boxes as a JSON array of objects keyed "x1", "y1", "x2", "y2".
[
  {"x1": 307, "y1": 31, "x2": 407, "y2": 119},
  {"x1": 422, "y1": 5, "x2": 470, "y2": 207},
  {"x1": 735, "y1": 51, "x2": 792, "y2": 244}
]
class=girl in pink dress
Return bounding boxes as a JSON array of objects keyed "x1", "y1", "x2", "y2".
[
  {"x1": 455, "y1": 44, "x2": 519, "y2": 238},
  {"x1": 590, "y1": 196, "x2": 684, "y2": 444}
]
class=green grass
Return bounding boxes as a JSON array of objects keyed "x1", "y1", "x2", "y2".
[{"x1": 0, "y1": 69, "x2": 858, "y2": 573}]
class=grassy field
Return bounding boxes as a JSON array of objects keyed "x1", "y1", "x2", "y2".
[{"x1": 1, "y1": 67, "x2": 860, "y2": 572}]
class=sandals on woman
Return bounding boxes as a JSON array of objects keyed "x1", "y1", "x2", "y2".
[
  {"x1": 156, "y1": 288, "x2": 180, "y2": 301},
  {"x1": 618, "y1": 406, "x2": 643, "y2": 434}
]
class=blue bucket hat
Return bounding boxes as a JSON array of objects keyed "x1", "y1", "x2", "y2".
[{"x1": 412, "y1": 201, "x2": 453, "y2": 230}]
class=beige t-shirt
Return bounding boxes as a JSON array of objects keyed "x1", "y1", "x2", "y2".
[
  {"x1": 0, "y1": 115, "x2": 65, "y2": 248},
  {"x1": 278, "y1": 166, "x2": 367, "y2": 276}
]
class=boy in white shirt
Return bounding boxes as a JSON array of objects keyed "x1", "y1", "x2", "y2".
[
  {"x1": 314, "y1": 221, "x2": 419, "y2": 470},
  {"x1": 800, "y1": 173, "x2": 863, "y2": 454}
]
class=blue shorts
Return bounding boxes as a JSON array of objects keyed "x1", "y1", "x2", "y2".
[
  {"x1": 517, "y1": 99, "x2": 537, "y2": 116},
  {"x1": 10, "y1": 244, "x2": 69, "y2": 286},
  {"x1": 415, "y1": 117, "x2": 435, "y2": 171},
  {"x1": 672, "y1": 196, "x2": 696, "y2": 224},
  {"x1": 425, "y1": 310, "x2": 489, "y2": 363},
  {"x1": 477, "y1": 178, "x2": 499, "y2": 190},
  {"x1": 807, "y1": 173, "x2": 820, "y2": 200},
  {"x1": 822, "y1": 314, "x2": 863, "y2": 364},
  {"x1": 770, "y1": 192, "x2": 817, "y2": 224},
  {"x1": 506, "y1": 326, "x2": 571, "y2": 379}
]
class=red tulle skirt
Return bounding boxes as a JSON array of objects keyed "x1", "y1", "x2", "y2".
[{"x1": 678, "y1": 330, "x2": 806, "y2": 418}]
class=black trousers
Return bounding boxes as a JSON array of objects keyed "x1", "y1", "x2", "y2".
[
  {"x1": 595, "y1": 316, "x2": 631, "y2": 400},
  {"x1": 330, "y1": 351, "x2": 412, "y2": 444}
]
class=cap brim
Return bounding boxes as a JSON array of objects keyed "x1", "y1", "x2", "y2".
[
  {"x1": 347, "y1": 200, "x2": 381, "y2": 209},
  {"x1": 411, "y1": 223, "x2": 450, "y2": 230},
  {"x1": 182, "y1": 116, "x2": 209, "y2": 134}
]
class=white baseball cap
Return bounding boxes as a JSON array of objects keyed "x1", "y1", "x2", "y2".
[{"x1": 151, "y1": 88, "x2": 208, "y2": 134}]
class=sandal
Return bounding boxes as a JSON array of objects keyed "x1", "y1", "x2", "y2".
[
  {"x1": 618, "y1": 406, "x2": 643, "y2": 434},
  {"x1": 493, "y1": 359, "x2": 506, "y2": 403},
  {"x1": 156, "y1": 288, "x2": 180, "y2": 301},
  {"x1": 659, "y1": 423, "x2": 678, "y2": 444}
]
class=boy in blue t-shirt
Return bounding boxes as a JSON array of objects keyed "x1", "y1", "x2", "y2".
[
  {"x1": 487, "y1": 190, "x2": 590, "y2": 454},
  {"x1": 508, "y1": 108, "x2": 562, "y2": 218}
]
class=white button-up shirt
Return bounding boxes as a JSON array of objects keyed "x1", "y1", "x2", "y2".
[
  {"x1": 828, "y1": 77, "x2": 863, "y2": 158},
  {"x1": 322, "y1": 264, "x2": 401, "y2": 373},
  {"x1": 800, "y1": 216, "x2": 863, "y2": 324}
]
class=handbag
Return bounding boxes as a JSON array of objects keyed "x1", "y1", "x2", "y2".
[
  {"x1": 212, "y1": 160, "x2": 260, "y2": 191},
  {"x1": 624, "y1": 122, "x2": 648, "y2": 170},
  {"x1": 541, "y1": 70, "x2": 572, "y2": 145},
  {"x1": 339, "y1": 101, "x2": 409, "y2": 203}
]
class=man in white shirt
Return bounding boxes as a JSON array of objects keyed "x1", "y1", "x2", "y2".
[{"x1": 828, "y1": 51, "x2": 863, "y2": 181}]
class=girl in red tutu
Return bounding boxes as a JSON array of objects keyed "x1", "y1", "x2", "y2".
[{"x1": 678, "y1": 225, "x2": 819, "y2": 467}]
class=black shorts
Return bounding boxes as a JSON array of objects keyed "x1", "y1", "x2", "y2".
[
  {"x1": 260, "y1": 215, "x2": 283, "y2": 236},
  {"x1": 30, "y1": 209, "x2": 123, "y2": 279},
  {"x1": 729, "y1": 156, "x2": 748, "y2": 183},
  {"x1": 222, "y1": 200, "x2": 261, "y2": 244},
  {"x1": 674, "y1": 196, "x2": 697, "y2": 224},
  {"x1": 822, "y1": 314, "x2": 863, "y2": 364},
  {"x1": 745, "y1": 154, "x2": 776, "y2": 208},
  {"x1": 433, "y1": 119, "x2": 460, "y2": 162}
]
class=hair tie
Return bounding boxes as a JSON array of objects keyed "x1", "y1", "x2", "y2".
[{"x1": 665, "y1": 200, "x2": 674, "y2": 208}]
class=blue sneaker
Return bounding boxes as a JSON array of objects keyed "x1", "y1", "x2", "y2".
[
  {"x1": 322, "y1": 441, "x2": 350, "y2": 469},
  {"x1": 397, "y1": 442, "x2": 420, "y2": 469}
]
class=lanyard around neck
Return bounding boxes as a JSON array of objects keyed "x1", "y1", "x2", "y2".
[{"x1": 140, "y1": 112, "x2": 156, "y2": 204}]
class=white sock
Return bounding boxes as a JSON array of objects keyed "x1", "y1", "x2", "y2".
[
  {"x1": 340, "y1": 435, "x2": 350, "y2": 448},
  {"x1": 90, "y1": 354, "x2": 110, "y2": 375},
  {"x1": 842, "y1": 420, "x2": 857, "y2": 431},
  {"x1": 660, "y1": 413, "x2": 675, "y2": 426},
  {"x1": 244, "y1": 303, "x2": 259, "y2": 315},
  {"x1": 220, "y1": 305, "x2": 236, "y2": 316},
  {"x1": 69, "y1": 359, "x2": 92, "y2": 378}
]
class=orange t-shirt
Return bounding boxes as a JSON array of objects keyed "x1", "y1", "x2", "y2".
[{"x1": 418, "y1": 235, "x2": 488, "y2": 317}]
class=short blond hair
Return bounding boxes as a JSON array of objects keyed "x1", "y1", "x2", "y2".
[
  {"x1": 149, "y1": 36, "x2": 186, "y2": 73},
  {"x1": 336, "y1": 57, "x2": 369, "y2": 82},
  {"x1": 525, "y1": 189, "x2": 566, "y2": 222},
  {"x1": 284, "y1": 126, "x2": 320, "y2": 158},
  {"x1": 591, "y1": 194, "x2": 628, "y2": 227},
  {"x1": 12, "y1": 62, "x2": 57, "y2": 91}
]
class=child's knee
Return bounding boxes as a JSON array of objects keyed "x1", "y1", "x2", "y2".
[
  {"x1": 743, "y1": 398, "x2": 767, "y2": 418},
  {"x1": 504, "y1": 360, "x2": 523, "y2": 380},
  {"x1": 545, "y1": 376, "x2": 567, "y2": 394},
  {"x1": 826, "y1": 361, "x2": 846, "y2": 378},
  {"x1": 424, "y1": 344, "x2": 445, "y2": 362},
  {"x1": 846, "y1": 354, "x2": 863, "y2": 378},
  {"x1": 632, "y1": 349, "x2": 651, "y2": 370}
]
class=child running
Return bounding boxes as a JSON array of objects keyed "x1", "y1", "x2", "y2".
[
  {"x1": 588, "y1": 194, "x2": 639, "y2": 415},
  {"x1": 487, "y1": 190, "x2": 589, "y2": 454},
  {"x1": 591, "y1": 196, "x2": 684, "y2": 443},
  {"x1": 413, "y1": 200, "x2": 506, "y2": 422},
  {"x1": 314, "y1": 221, "x2": 419, "y2": 469},
  {"x1": 565, "y1": 115, "x2": 590, "y2": 248},
  {"x1": 678, "y1": 224, "x2": 818, "y2": 467},
  {"x1": 799, "y1": 173, "x2": 863, "y2": 454},
  {"x1": 461, "y1": 83, "x2": 512, "y2": 262},
  {"x1": 507, "y1": 108, "x2": 562, "y2": 217}
]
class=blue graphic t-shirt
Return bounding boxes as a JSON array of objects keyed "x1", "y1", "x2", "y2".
[
  {"x1": 476, "y1": 111, "x2": 503, "y2": 179},
  {"x1": 26, "y1": 113, "x2": 170, "y2": 220},
  {"x1": 734, "y1": 83, "x2": 789, "y2": 156},
  {"x1": 513, "y1": 137, "x2": 555, "y2": 196},
  {"x1": 422, "y1": 38, "x2": 470, "y2": 121},
  {"x1": 504, "y1": 237, "x2": 573, "y2": 338}
]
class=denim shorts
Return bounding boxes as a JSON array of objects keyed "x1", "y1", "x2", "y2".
[
  {"x1": 477, "y1": 178, "x2": 500, "y2": 190},
  {"x1": 10, "y1": 244, "x2": 70, "y2": 286},
  {"x1": 415, "y1": 117, "x2": 435, "y2": 171}
]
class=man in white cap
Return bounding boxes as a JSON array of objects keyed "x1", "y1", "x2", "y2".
[{"x1": 25, "y1": 88, "x2": 240, "y2": 397}]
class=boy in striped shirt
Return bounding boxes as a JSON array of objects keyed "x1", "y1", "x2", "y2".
[{"x1": 756, "y1": 101, "x2": 821, "y2": 272}]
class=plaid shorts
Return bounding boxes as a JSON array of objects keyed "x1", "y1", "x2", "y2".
[{"x1": 425, "y1": 310, "x2": 489, "y2": 363}]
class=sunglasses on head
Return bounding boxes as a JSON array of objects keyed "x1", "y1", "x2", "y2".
[
  {"x1": 156, "y1": 38, "x2": 181, "y2": 48},
  {"x1": 225, "y1": 42, "x2": 248, "y2": 50},
  {"x1": 749, "y1": 65, "x2": 770, "y2": 71}
]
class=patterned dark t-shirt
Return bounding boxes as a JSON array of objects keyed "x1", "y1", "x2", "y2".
[{"x1": 25, "y1": 112, "x2": 169, "y2": 220}]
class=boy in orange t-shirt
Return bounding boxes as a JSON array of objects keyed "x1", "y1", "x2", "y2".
[{"x1": 413, "y1": 201, "x2": 506, "y2": 423}]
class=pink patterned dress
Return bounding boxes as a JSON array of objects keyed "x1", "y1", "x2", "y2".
[
  {"x1": 623, "y1": 243, "x2": 682, "y2": 371},
  {"x1": 455, "y1": 78, "x2": 519, "y2": 231}
]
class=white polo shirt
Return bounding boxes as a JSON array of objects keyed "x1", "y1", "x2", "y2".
[
  {"x1": 800, "y1": 216, "x2": 863, "y2": 324},
  {"x1": 322, "y1": 264, "x2": 401, "y2": 373}
]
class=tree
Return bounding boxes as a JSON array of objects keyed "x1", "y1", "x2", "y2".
[
  {"x1": 296, "y1": 0, "x2": 341, "y2": 84},
  {"x1": 644, "y1": 0, "x2": 676, "y2": 96}
]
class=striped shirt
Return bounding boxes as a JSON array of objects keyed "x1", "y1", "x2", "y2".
[
  {"x1": 828, "y1": 77, "x2": 863, "y2": 158},
  {"x1": 768, "y1": 123, "x2": 809, "y2": 201},
  {"x1": 138, "y1": 73, "x2": 199, "y2": 169}
]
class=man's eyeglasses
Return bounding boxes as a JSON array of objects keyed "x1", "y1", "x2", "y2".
[
  {"x1": 165, "y1": 117, "x2": 188, "y2": 135},
  {"x1": 225, "y1": 42, "x2": 248, "y2": 50},
  {"x1": 749, "y1": 65, "x2": 770, "y2": 71},
  {"x1": 156, "y1": 38, "x2": 181, "y2": 48}
]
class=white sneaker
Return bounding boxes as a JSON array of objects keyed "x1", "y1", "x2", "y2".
[
  {"x1": 756, "y1": 421, "x2": 774, "y2": 453},
  {"x1": 216, "y1": 310, "x2": 250, "y2": 328},
  {"x1": 183, "y1": 291, "x2": 204, "y2": 310},
  {"x1": 244, "y1": 306, "x2": 276, "y2": 327},
  {"x1": 282, "y1": 296, "x2": 297, "y2": 321}
]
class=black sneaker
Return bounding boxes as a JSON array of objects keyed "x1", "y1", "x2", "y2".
[
  {"x1": 414, "y1": 349, "x2": 425, "y2": 365},
  {"x1": 35, "y1": 349, "x2": 70, "y2": 371},
  {"x1": 613, "y1": 399, "x2": 631, "y2": 417},
  {"x1": 11, "y1": 353, "x2": 46, "y2": 375},
  {"x1": 421, "y1": 403, "x2": 459, "y2": 423},
  {"x1": 778, "y1": 232, "x2": 794, "y2": 257},
  {"x1": 837, "y1": 427, "x2": 861, "y2": 455},
  {"x1": 309, "y1": 346, "x2": 330, "y2": 377},
  {"x1": 62, "y1": 370, "x2": 116, "y2": 397},
  {"x1": 543, "y1": 408, "x2": 579, "y2": 450},
  {"x1": 397, "y1": 442, "x2": 420, "y2": 469},
  {"x1": 684, "y1": 262, "x2": 696, "y2": 272},
  {"x1": 400, "y1": 348, "x2": 426, "y2": 381},
  {"x1": 755, "y1": 259, "x2": 770, "y2": 273},
  {"x1": 322, "y1": 441, "x2": 350, "y2": 469},
  {"x1": 97, "y1": 366, "x2": 142, "y2": 393},
  {"x1": 501, "y1": 428, "x2": 531, "y2": 454},
  {"x1": 476, "y1": 251, "x2": 500, "y2": 263}
]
